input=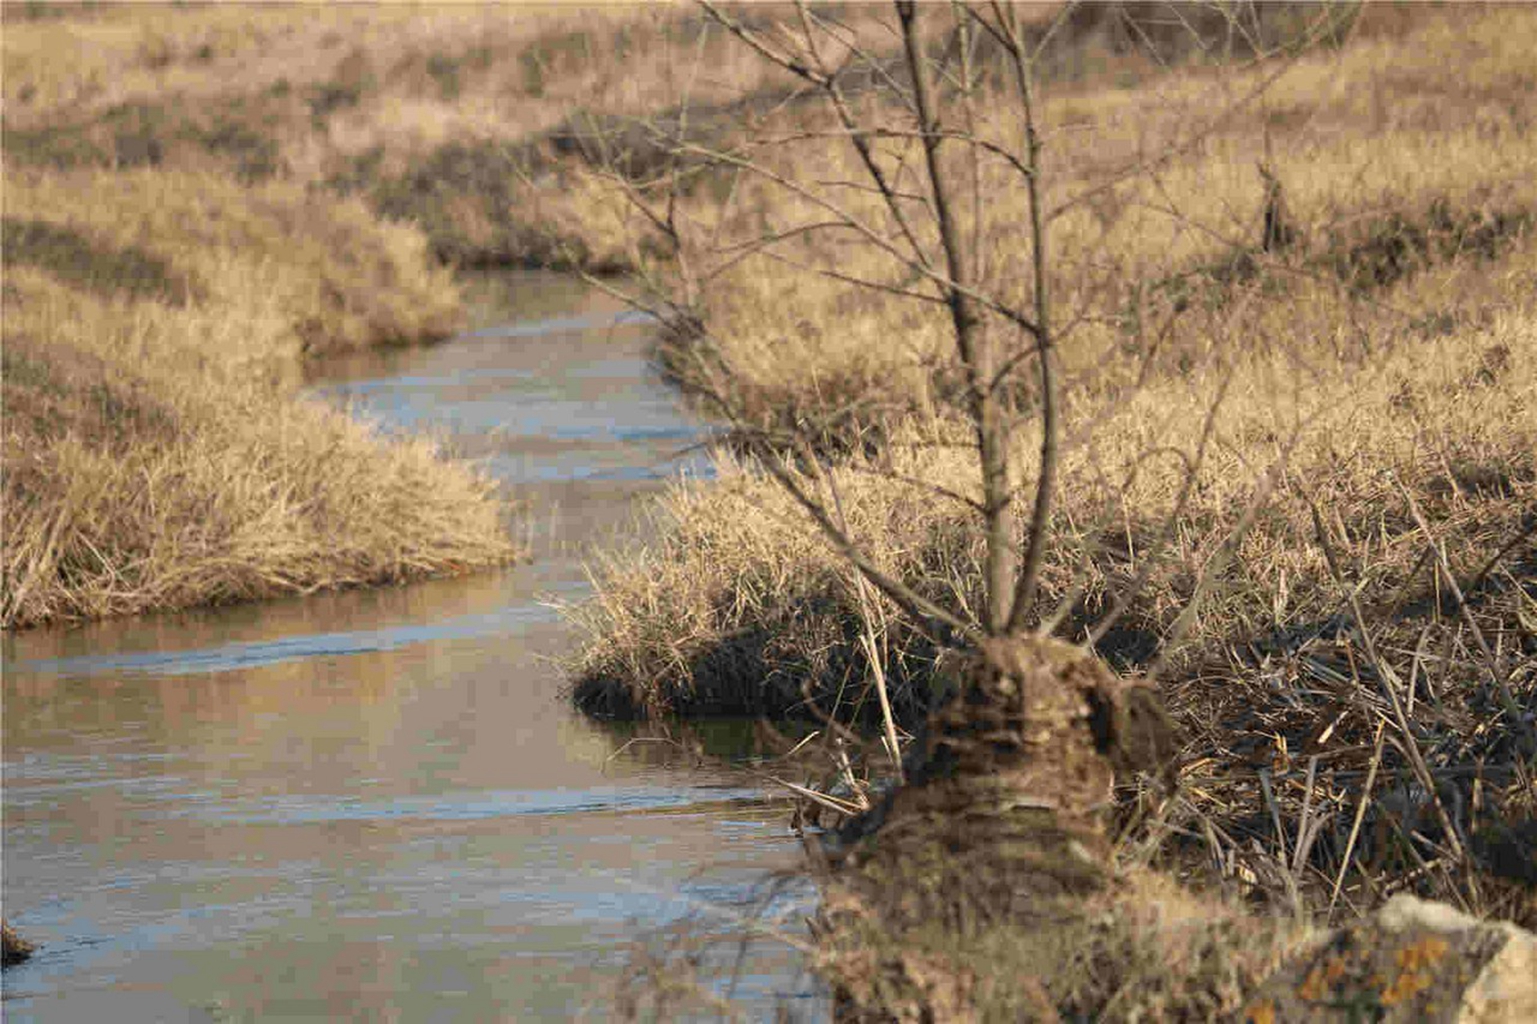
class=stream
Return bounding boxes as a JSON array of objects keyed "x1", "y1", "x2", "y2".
[{"x1": 1, "y1": 273, "x2": 821, "y2": 1021}]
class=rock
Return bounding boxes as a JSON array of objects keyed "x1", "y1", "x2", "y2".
[
  {"x1": 1241, "y1": 895, "x2": 1537, "y2": 1022},
  {"x1": 2, "y1": 919, "x2": 35, "y2": 967}
]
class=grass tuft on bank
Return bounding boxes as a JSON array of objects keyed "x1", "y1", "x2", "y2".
[
  {"x1": 575, "y1": 231, "x2": 1537, "y2": 717},
  {"x1": 2, "y1": 168, "x2": 513, "y2": 629}
]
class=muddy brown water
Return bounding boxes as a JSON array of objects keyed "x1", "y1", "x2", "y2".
[{"x1": 1, "y1": 273, "x2": 822, "y2": 1021}]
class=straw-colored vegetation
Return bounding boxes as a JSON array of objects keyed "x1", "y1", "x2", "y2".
[
  {"x1": 3, "y1": 165, "x2": 511, "y2": 629},
  {"x1": 0, "y1": 5, "x2": 685, "y2": 627},
  {"x1": 0, "y1": 164, "x2": 516, "y2": 627},
  {"x1": 8, "y1": 2, "x2": 1532, "y2": 1015},
  {"x1": 573, "y1": 0, "x2": 1535, "y2": 715},
  {"x1": 2, "y1": 3, "x2": 839, "y2": 270},
  {"x1": 553, "y1": 3, "x2": 1536, "y2": 1017}
]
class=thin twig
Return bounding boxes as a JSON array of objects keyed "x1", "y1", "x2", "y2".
[{"x1": 1329, "y1": 719, "x2": 1387, "y2": 921}]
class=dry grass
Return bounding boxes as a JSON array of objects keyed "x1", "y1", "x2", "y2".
[
  {"x1": 585, "y1": 270, "x2": 1536, "y2": 1010},
  {"x1": 2, "y1": 3, "x2": 856, "y2": 270},
  {"x1": 6, "y1": 168, "x2": 462, "y2": 357},
  {"x1": 2, "y1": 4, "x2": 805, "y2": 132},
  {"x1": 2, "y1": 6, "x2": 545, "y2": 628},
  {"x1": 572, "y1": 0, "x2": 1537, "y2": 717},
  {"x1": 8, "y1": 3, "x2": 1527, "y2": 277},
  {"x1": 631, "y1": 2, "x2": 1537, "y2": 442},
  {"x1": 2, "y1": 169, "x2": 513, "y2": 629},
  {"x1": 10, "y1": 2, "x2": 1531, "y2": 1013},
  {"x1": 575, "y1": 229, "x2": 1537, "y2": 706},
  {"x1": 818, "y1": 866, "x2": 1307, "y2": 1022},
  {"x1": 566, "y1": 5, "x2": 1537, "y2": 1016},
  {"x1": 13, "y1": 2, "x2": 1344, "y2": 273}
]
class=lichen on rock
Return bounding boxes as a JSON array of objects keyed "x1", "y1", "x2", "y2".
[{"x1": 1242, "y1": 894, "x2": 1537, "y2": 1023}]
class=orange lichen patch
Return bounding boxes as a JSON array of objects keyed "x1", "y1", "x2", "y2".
[
  {"x1": 1241, "y1": 996, "x2": 1278, "y2": 1020},
  {"x1": 1244, "y1": 897, "x2": 1525, "y2": 1024},
  {"x1": 1377, "y1": 935, "x2": 1451, "y2": 1007},
  {"x1": 1298, "y1": 953, "x2": 1350, "y2": 1003},
  {"x1": 1240, "y1": 997, "x2": 1278, "y2": 1024}
]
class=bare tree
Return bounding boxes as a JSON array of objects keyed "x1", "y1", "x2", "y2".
[
  {"x1": 572, "y1": 1, "x2": 1345, "y2": 747},
  {"x1": 547, "y1": 4, "x2": 1537, "y2": 1013}
]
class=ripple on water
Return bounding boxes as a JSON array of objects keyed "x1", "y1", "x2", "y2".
[{"x1": 0, "y1": 272, "x2": 817, "y2": 1021}]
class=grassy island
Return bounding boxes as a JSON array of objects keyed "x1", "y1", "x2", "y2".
[{"x1": 2, "y1": 7, "x2": 557, "y2": 628}]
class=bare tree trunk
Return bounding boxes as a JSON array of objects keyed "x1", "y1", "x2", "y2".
[
  {"x1": 898, "y1": 1, "x2": 1016, "y2": 636},
  {"x1": 999, "y1": 1, "x2": 1059, "y2": 635}
]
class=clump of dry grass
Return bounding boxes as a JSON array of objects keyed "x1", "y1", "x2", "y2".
[
  {"x1": 818, "y1": 866, "x2": 1307, "y2": 1022},
  {"x1": 2, "y1": 169, "x2": 513, "y2": 629},
  {"x1": 1, "y1": 919, "x2": 34, "y2": 967},
  {"x1": 575, "y1": 227, "x2": 1537, "y2": 712},
  {"x1": 569, "y1": 446, "x2": 966, "y2": 722}
]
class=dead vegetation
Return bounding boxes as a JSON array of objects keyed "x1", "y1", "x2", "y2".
[
  {"x1": 7, "y1": 2, "x2": 1532, "y2": 1015},
  {"x1": 1, "y1": 920, "x2": 34, "y2": 968},
  {"x1": 2, "y1": 6, "x2": 571, "y2": 629},
  {"x1": 1, "y1": 3, "x2": 1426, "y2": 275},
  {"x1": 1, "y1": 170, "x2": 514, "y2": 629},
  {"x1": 1, "y1": 5, "x2": 823, "y2": 271},
  {"x1": 553, "y1": 2, "x2": 1536, "y2": 1018}
]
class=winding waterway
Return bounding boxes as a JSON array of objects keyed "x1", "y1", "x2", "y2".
[{"x1": 2, "y1": 273, "x2": 820, "y2": 1021}]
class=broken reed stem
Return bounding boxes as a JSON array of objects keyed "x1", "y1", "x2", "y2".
[
  {"x1": 1291, "y1": 754, "x2": 1320, "y2": 879},
  {"x1": 1329, "y1": 718, "x2": 1387, "y2": 921},
  {"x1": 859, "y1": 630, "x2": 906, "y2": 781},
  {"x1": 1259, "y1": 768, "x2": 1302, "y2": 914},
  {"x1": 813, "y1": 441, "x2": 906, "y2": 782}
]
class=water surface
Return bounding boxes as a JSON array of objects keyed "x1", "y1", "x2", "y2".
[{"x1": 2, "y1": 272, "x2": 818, "y2": 1021}]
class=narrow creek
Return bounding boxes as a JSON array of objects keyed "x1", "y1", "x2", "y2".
[{"x1": 1, "y1": 273, "x2": 820, "y2": 1021}]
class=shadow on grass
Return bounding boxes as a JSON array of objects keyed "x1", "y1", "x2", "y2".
[
  {"x1": 2, "y1": 217, "x2": 203, "y2": 304},
  {"x1": 1156, "y1": 200, "x2": 1534, "y2": 317},
  {"x1": 573, "y1": 615, "x2": 945, "y2": 728}
]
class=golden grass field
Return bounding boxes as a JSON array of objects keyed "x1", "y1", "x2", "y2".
[
  {"x1": 6, "y1": 3, "x2": 1534, "y2": 1016},
  {"x1": 3, "y1": 3, "x2": 820, "y2": 268}
]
